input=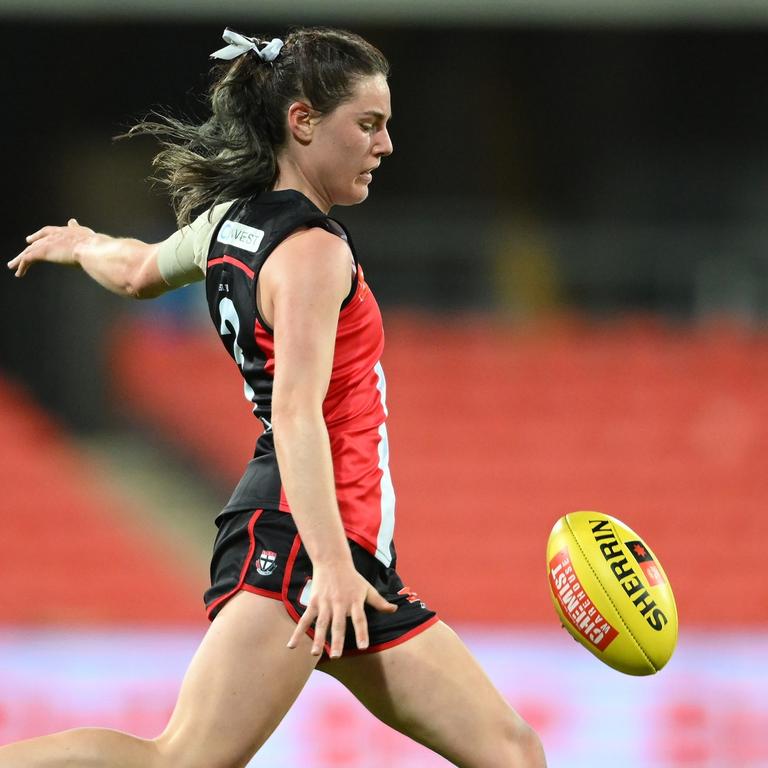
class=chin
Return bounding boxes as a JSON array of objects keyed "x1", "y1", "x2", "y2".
[{"x1": 335, "y1": 185, "x2": 370, "y2": 208}]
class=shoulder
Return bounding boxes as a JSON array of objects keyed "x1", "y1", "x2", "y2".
[
  {"x1": 266, "y1": 225, "x2": 352, "y2": 286},
  {"x1": 281, "y1": 223, "x2": 349, "y2": 253}
]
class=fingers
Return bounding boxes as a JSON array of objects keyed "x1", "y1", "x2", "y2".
[
  {"x1": 7, "y1": 247, "x2": 33, "y2": 278},
  {"x1": 10, "y1": 240, "x2": 49, "y2": 277},
  {"x1": 350, "y1": 603, "x2": 369, "y2": 651},
  {"x1": 311, "y1": 609, "x2": 331, "y2": 657},
  {"x1": 287, "y1": 606, "x2": 316, "y2": 652},
  {"x1": 367, "y1": 587, "x2": 398, "y2": 614},
  {"x1": 328, "y1": 610, "x2": 348, "y2": 659},
  {"x1": 285, "y1": 576, "x2": 397, "y2": 659},
  {"x1": 8, "y1": 225, "x2": 54, "y2": 278},
  {"x1": 11, "y1": 221, "x2": 88, "y2": 278},
  {"x1": 286, "y1": 605, "x2": 335, "y2": 658},
  {"x1": 25, "y1": 225, "x2": 52, "y2": 244},
  {"x1": 286, "y1": 604, "x2": 346, "y2": 658},
  {"x1": 22, "y1": 220, "x2": 79, "y2": 249}
]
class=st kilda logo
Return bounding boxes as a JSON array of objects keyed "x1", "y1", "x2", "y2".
[{"x1": 256, "y1": 549, "x2": 278, "y2": 576}]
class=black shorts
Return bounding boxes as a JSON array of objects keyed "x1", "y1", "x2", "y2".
[{"x1": 204, "y1": 508, "x2": 438, "y2": 656}]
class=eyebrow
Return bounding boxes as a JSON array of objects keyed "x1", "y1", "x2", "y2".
[{"x1": 359, "y1": 110, "x2": 391, "y2": 121}]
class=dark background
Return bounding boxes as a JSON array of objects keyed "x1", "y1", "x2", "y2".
[{"x1": 3, "y1": 19, "x2": 768, "y2": 427}]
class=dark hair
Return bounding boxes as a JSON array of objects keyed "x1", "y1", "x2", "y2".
[{"x1": 124, "y1": 27, "x2": 389, "y2": 227}]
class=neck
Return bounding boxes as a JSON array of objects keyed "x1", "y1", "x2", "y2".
[{"x1": 273, "y1": 157, "x2": 331, "y2": 213}]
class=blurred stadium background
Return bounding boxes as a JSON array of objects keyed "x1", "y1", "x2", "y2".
[{"x1": 2, "y1": 1, "x2": 768, "y2": 766}]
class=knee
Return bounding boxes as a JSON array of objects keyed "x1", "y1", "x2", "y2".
[
  {"x1": 497, "y1": 713, "x2": 547, "y2": 768},
  {"x1": 510, "y1": 719, "x2": 547, "y2": 768},
  {"x1": 151, "y1": 735, "x2": 251, "y2": 768}
]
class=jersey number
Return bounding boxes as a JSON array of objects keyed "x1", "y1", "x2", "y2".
[{"x1": 218, "y1": 296, "x2": 257, "y2": 407}]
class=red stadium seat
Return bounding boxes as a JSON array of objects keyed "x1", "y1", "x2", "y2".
[
  {"x1": 108, "y1": 314, "x2": 768, "y2": 626},
  {"x1": 0, "y1": 376, "x2": 204, "y2": 625}
]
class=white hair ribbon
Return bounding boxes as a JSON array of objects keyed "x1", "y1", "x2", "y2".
[{"x1": 210, "y1": 28, "x2": 284, "y2": 62}]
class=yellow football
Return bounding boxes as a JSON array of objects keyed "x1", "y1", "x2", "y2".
[{"x1": 546, "y1": 511, "x2": 678, "y2": 676}]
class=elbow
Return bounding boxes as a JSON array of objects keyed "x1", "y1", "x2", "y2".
[
  {"x1": 127, "y1": 244, "x2": 167, "y2": 300},
  {"x1": 271, "y1": 400, "x2": 325, "y2": 438},
  {"x1": 124, "y1": 280, "x2": 144, "y2": 300},
  {"x1": 271, "y1": 410, "x2": 294, "y2": 457}
]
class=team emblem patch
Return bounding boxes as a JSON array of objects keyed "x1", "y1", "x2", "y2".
[{"x1": 256, "y1": 549, "x2": 278, "y2": 576}]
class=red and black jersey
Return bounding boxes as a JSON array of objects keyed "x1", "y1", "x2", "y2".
[{"x1": 205, "y1": 190, "x2": 396, "y2": 567}]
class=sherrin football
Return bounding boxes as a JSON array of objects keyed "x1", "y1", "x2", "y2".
[{"x1": 547, "y1": 511, "x2": 678, "y2": 676}]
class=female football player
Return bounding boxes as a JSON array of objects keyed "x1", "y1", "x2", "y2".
[{"x1": 5, "y1": 27, "x2": 546, "y2": 768}]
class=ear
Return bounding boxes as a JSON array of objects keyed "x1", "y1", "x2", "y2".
[{"x1": 286, "y1": 101, "x2": 317, "y2": 144}]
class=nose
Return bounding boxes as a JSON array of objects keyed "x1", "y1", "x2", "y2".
[{"x1": 376, "y1": 127, "x2": 393, "y2": 157}]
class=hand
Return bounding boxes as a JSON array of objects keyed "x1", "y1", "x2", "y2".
[
  {"x1": 8, "y1": 218, "x2": 95, "y2": 278},
  {"x1": 286, "y1": 560, "x2": 397, "y2": 659}
]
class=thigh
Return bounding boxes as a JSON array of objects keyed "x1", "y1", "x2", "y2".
[
  {"x1": 318, "y1": 620, "x2": 539, "y2": 768},
  {"x1": 157, "y1": 591, "x2": 320, "y2": 768}
]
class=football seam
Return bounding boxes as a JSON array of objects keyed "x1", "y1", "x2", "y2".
[{"x1": 564, "y1": 516, "x2": 656, "y2": 673}]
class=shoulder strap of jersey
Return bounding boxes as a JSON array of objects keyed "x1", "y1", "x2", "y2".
[{"x1": 206, "y1": 191, "x2": 361, "y2": 327}]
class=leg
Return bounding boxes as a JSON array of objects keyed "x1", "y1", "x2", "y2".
[
  {"x1": 318, "y1": 620, "x2": 546, "y2": 768},
  {"x1": 0, "y1": 592, "x2": 320, "y2": 768}
]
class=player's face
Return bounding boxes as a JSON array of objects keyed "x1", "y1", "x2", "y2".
[{"x1": 307, "y1": 74, "x2": 393, "y2": 208}]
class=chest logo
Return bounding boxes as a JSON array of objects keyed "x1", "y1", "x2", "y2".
[{"x1": 217, "y1": 220, "x2": 265, "y2": 253}]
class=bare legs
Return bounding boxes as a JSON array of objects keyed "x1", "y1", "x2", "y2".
[
  {"x1": 0, "y1": 593, "x2": 319, "y2": 768},
  {"x1": 0, "y1": 601, "x2": 545, "y2": 767},
  {"x1": 319, "y1": 620, "x2": 547, "y2": 768}
]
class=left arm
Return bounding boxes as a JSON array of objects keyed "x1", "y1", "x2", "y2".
[{"x1": 9, "y1": 218, "x2": 171, "y2": 299}]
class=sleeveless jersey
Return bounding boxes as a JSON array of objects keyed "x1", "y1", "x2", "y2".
[{"x1": 205, "y1": 189, "x2": 396, "y2": 567}]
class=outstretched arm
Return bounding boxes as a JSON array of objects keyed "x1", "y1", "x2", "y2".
[{"x1": 8, "y1": 218, "x2": 169, "y2": 299}]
